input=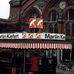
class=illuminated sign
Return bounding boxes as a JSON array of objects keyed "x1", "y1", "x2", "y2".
[
  {"x1": 29, "y1": 18, "x2": 43, "y2": 28},
  {"x1": 0, "y1": 33, "x2": 66, "y2": 40}
]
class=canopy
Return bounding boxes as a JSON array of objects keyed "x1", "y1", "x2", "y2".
[{"x1": 0, "y1": 43, "x2": 72, "y2": 49}]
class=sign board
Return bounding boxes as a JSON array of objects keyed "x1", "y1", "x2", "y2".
[
  {"x1": 0, "y1": 33, "x2": 66, "y2": 40},
  {"x1": 29, "y1": 18, "x2": 36, "y2": 28},
  {"x1": 29, "y1": 18, "x2": 43, "y2": 28}
]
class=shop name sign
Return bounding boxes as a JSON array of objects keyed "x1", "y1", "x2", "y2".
[{"x1": 0, "y1": 33, "x2": 66, "y2": 40}]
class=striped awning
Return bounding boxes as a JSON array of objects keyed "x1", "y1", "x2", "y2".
[{"x1": 0, "y1": 43, "x2": 72, "y2": 49}]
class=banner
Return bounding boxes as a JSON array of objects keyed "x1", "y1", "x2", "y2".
[{"x1": 0, "y1": 33, "x2": 66, "y2": 40}]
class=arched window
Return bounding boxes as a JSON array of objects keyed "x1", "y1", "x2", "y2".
[
  {"x1": 24, "y1": 8, "x2": 41, "y2": 22},
  {"x1": 48, "y1": 10, "x2": 58, "y2": 21},
  {"x1": 29, "y1": 9, "x2": 40, "y2": 32},
  {"x1": 26, "y1": 8, "x2": 40, "y2": 18},
  {"x1": 31, "y1": 9, "x2": 40, "y2": 18},
  {"x1": 24, "y1": 8, "x2": 41, "y2": 32},
  {"x1": 65, "y1": 9, "x2": 74, "y2": 20},
  {"x1": 47, "y1": 10, "x2": 58, "y2": 33}
]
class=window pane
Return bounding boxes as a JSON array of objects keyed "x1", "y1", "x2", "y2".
[
  {"x1": 66, "y1": 24, "x2": 70, "y2": 36},
  {"x1": 48, "y1": 14, "x2": 51, "y2": 21},
  {"x1": 31, "y1": 9, "x2": 40, "y2": 18},
  {"x1": 48, "y1": 11, "x2": 58, "y2": 21},
  {"x1": 69, "y1": 9, "x2": 74, "y2": 20},
  {"x1": 52, "y1": 12, "x2": 57, "y2": 21},
  {"x1": 72, "y1": 24, "x2": 74, "y2": 37}
]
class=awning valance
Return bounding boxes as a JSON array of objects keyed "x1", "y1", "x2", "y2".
[{"x1": 0, "y1": 43, "x2": 72, "y2": 49}]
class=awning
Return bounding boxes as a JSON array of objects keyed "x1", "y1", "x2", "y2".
[{"x1": 0, "y1": 43, "x2": 72, "y2": 49}]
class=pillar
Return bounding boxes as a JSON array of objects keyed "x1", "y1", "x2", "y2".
[
  {"x1": 61, "y1": 50, "x2": 63, "y2": 61},
  {"x1": 57, "y1": 50, "x2": 60, "y2": 65}
]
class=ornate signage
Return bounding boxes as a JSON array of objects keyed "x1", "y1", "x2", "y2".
[
  {"x1": 29, "y1": 18, "x2": 43, "y2": 28},
  {"x1": 29, "y1": 18, "x2": 36, "y2": 28},
  {"x1": 0, "y1": 33, "x2": 66, "y2": 40}
]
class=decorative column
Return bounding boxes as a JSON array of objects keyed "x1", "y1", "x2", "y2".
[
  {"x1": 56, "y1": 49, "x2": 60, "y2": 65},
  {"x1": 58, "y1": 13, "x2": 64, "y2": 33},
  {"x1": 58, "y1": 21, "x2": 64, "y2": 33},
  {"x1": 61, "y1": 50, "x2": 63, "y2": 61}
]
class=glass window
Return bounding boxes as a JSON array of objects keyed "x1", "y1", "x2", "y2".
[
  {"x1": 26, "y1": 9, "x2": 41, "y2": 32},
  {"x1": 48, "y1": 11, "x2": 58, "y2": 21},
  {"x1": 52, "y1": 12, "x2": 57, "y2": 21},
  {"x1": 25, "y1": 8, "x2": 40, "y2": 22},
  {"x1": 66, "y1": 9, "x2": 74, "y2": 20},
  {"x1": 66, "y1": 23, "x2": 70, "y2": 36},
  {"x1": 72, "y1": 24, "x2": 74, "y2": 37},
  {"x1": 49, "y1": 24, "x2": 58, "y2": 33},
  {"x1": 30, "y1": 9, "x2": 40, "y2": 18},
  {"x1": 69, "y1": 9, "x2": 74, "y2": 20}
]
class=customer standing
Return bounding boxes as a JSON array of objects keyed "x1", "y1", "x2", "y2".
[
  {"x1": 31, "y1": 54, "x2": 39, "y2": 74},
  {"x1": 41, "y1": 54, "x2": 49, "y2": 74},
  {"x1": 52, "y1": 55, "x2": 57, "y2": 74}
]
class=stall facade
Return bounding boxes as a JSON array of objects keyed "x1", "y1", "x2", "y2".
[{"x1": 0, "y1": 0, "x2": 74, "y2": 74}]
